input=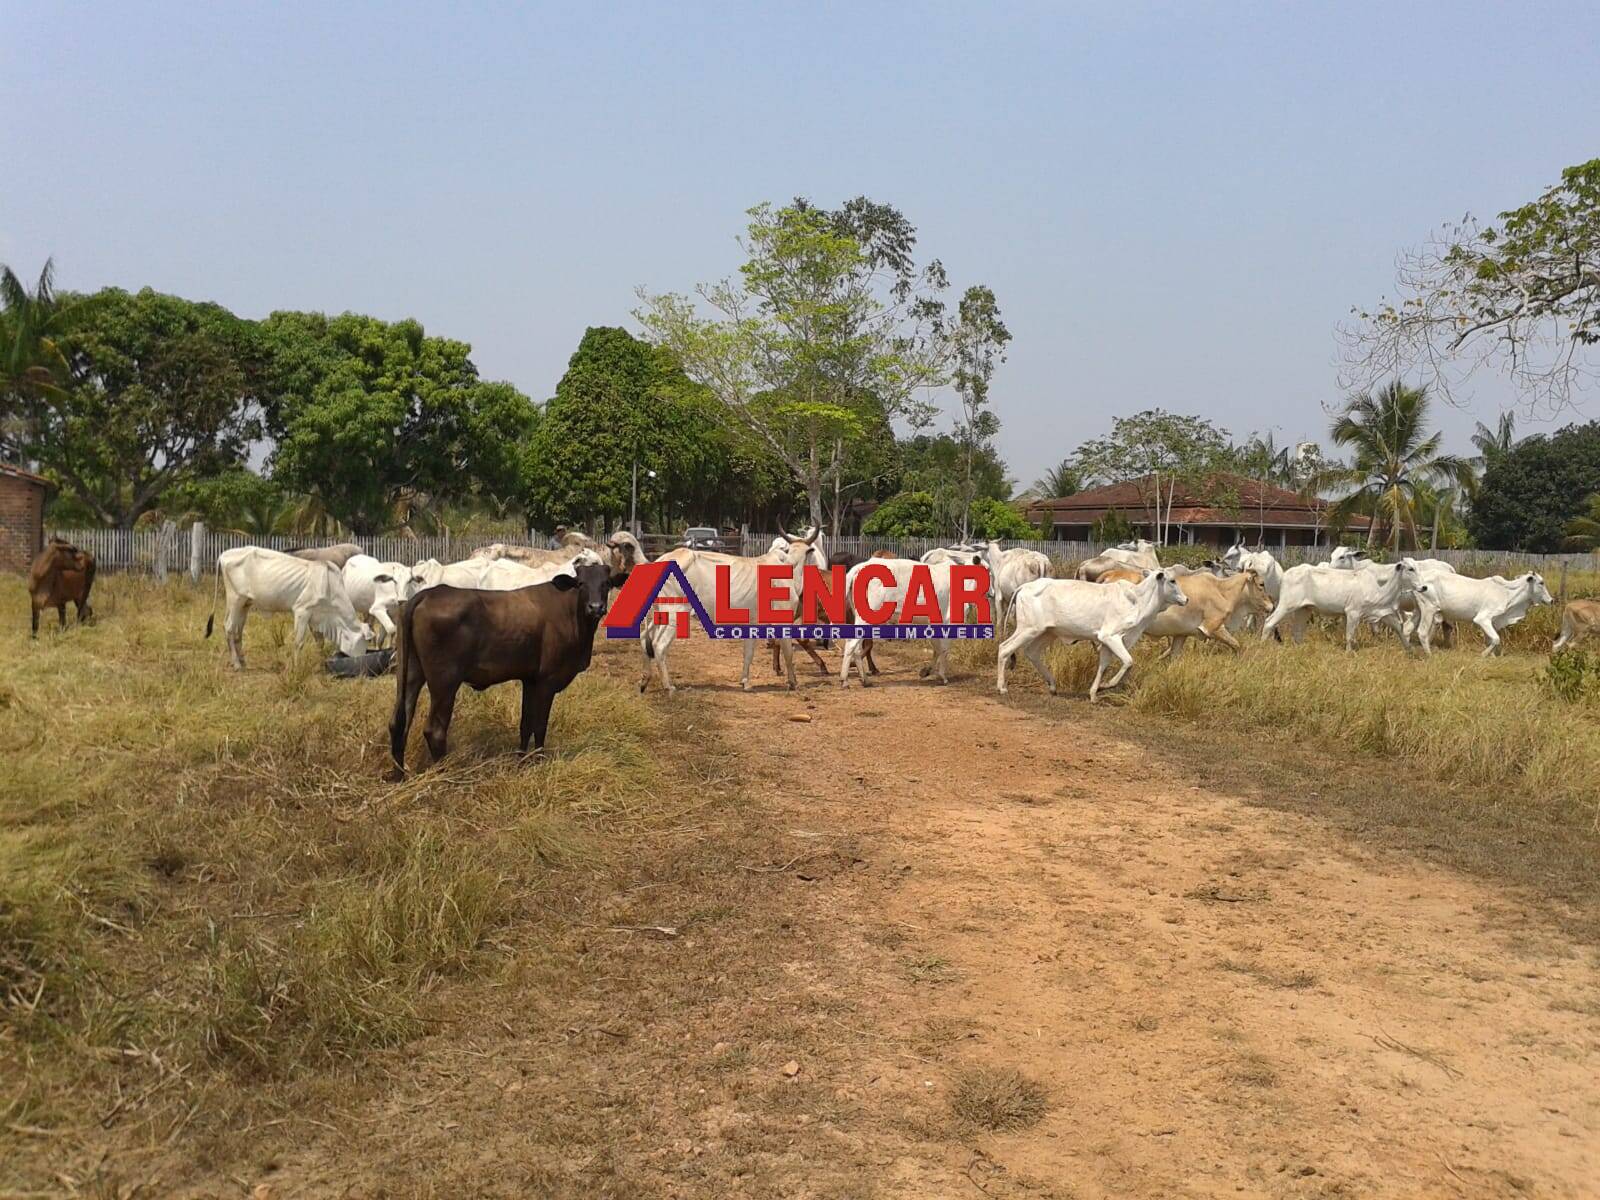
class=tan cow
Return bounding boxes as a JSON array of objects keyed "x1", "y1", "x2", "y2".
[
  {"x1": 1145, "y1": 569, "x2": 1271, "y2": 657},
  {"x1": 1552, "y1": 599, "x2": 1600, "y2": 651},
  {"x1": 471, "y1": 530, "x2": 642, "y2": 574},
  {"x1": 289, "y1": 543, "x2": 365, "y2": 567}
]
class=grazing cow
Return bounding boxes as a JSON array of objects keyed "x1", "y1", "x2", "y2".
[
  {"x1": 1144, "y1": 569, "x2": 1271, "y2": 657},
  {"x1": 342, "y1": 555, "x2": 417, "y2": 647},
  {"x1": 28, "y1": 538, "x2": 97, "y2": 637},
  {"x1": 1553, "y1": 599, "x2": 1600, "y2": 651},
  {"x1": 837, "y1": 557, "x2": 979, "y2": 688},
  {"x1": 1260, "y1": 561, "x2": 1420, "y2": 650},
  {"x1": 206, "y1": 546, "x2": 369, "y2": 669},
  {"x1": 388, "y1": 559, "x2": 625, "y2": 778},
  {"x1": 1075, "y1": 539, "x2": 1160, "y2": 581},
  {"x1": 921, "y1": 544, "x2": 983, "y2": 566},
  {"x1": 1413, "y1": 571, "x2": 1553, "y2": 656},
  {"x1": 640, "y1": 530, "x2": 821, "y2": 693},
  {"x1": 289, "y1": 543, "x2": 365, "y2": 568},
  {"x1": 997, "y1": 571, "x2": 1188, "y2": 701}
]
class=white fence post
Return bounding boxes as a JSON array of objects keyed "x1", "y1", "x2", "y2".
[{"x1": 190, "y1": 521, "x2": 206, "y2": 583}]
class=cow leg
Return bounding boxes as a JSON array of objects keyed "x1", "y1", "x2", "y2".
[
  {"x1": 740, "y1": 638, "x2": 758, "y2": 690},
  {"x1": 1206, "y1": 623, "x2": 1242, "y2": 653},
  {"x1": 292, "y1": 611, "x2": 312, "y2": 660},
  {"x1": 1020, "y1": 635, "x2": 1056, "y2": 695},
  {"x1": 57, "y1": 604, "x2": 68, "y2": 631},
  {"x1": 930, "y1": 639, "x2": 951, "y2": 684},
  {"x1": 373, "y1": 607, "x2": 397, "y2": 649},
  {"x1": 771, "y1": 639, "x2": 783, "y2": 677},
  {"x1": 780, "y1": 637, "x2": 798, "y2": 690},
  {"x1": 423, "y1": 682, "x2": 459, "y2": 762},
  {"x1": 388, "y1": 659, "x2": 426, "y2": 778},
  {"x1": 224, "y1": 598, "x2": 250, "y2": 670},
  {"x1": 996, "y1": 625, "x2": 1031, "y2": 693},
  {"x1": 864, "y1": 640, "x2": 880, "y2": 675},
  {"x1": 1100, "y1": 634, "x2": 1136, "y2": 692},
  {"x1": 31, "y1": 602, "x2": 40, "y2": 638},
  {"x1": 1164, "y1": 635, "x2": 1187, "y2": 660},
  {"x1": 801, "y1": 640, "x2": 829, "y2": 675},
  {"x1": 1474, "y1": 615, "x2": 1501, "y2": 658},
  {"x1": 520, "y1": 680, "x2": 556, "y2": 758},
  {"x1": 1088, "y1": 644, "x2": 1115, "y2": 703}
]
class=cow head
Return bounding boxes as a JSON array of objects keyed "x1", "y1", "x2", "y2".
[
  {"x1": 552, "y1": 559, "x2": 620, "y2": 621},
  {"x1": 1524, "y1": 572, "x2": 1554, "y2": 605},
  {"x1": 1240, "y1": 569, "x2": 1271, "y2": 614},
  {"x1": 1153, "y1": 570, "x2": 1188, "y2": 609},
  {"x1": 603, "y1": 530, "x2": 644, "y2": 574}
]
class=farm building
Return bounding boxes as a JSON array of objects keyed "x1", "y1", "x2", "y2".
[
  {"x1": 0, "y1": 462, "x2": 50, "y2": 573},
  {"x1": 1024, "y1": 473, "x2": 1370, "y2": 548}
]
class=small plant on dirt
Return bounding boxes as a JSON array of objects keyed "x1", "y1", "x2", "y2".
[
  {"x1": 1545, "y1": 648, "x2": 1600, "y2": 703},
  {"x1": 949, "y1": 1066, "x2": 1050, "y2": 1131}
]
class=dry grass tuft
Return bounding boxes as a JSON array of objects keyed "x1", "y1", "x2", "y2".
[
  {"x1": 0, "y1": 575, "x2": 671, "y2": 1159},
  {"x1": 949, "y1": 1065, "x2": 1051, "y2": 1132}
]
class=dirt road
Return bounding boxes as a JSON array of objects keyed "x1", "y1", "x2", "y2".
[{"x1": 258, "y1": 637, "x2": 1600, "y2": 1198}]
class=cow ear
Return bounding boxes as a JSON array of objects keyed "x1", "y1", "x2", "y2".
[
  {"x1": 609, "y1": 569, "x2": 629, "y2": 587},
  {"x1": 549, "y1": 573, "x2": 579, "y2": 591},
  {"x1": 373, "y1": 573, "x2": 393, "y2": 584}
]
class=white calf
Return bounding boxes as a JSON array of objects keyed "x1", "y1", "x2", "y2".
[
  {"x1": 206, "y1": 546, "x2": 368, "y2": 670},
  {"x1": 997, "y1": 571, "x2": 1187, "y2": 702},
  {"x1": 342, "y1": 555, "x2": 416, "y2": 647}
]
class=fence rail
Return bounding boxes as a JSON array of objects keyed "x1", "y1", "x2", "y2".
[{"x1": 46, "y1": 526, "x2": 1600, "y2": 581}]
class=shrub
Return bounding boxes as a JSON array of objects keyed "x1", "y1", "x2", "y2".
[{"x1": 1545, "y1": 648, "x2": 1600, "y2": 703}]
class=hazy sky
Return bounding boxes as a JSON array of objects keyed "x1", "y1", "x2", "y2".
[{"x1": 5, "y1": 0, "x2": 1597, "y2": 489}]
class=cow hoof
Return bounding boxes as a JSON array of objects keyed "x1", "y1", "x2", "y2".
[{"x1": 384, "y1": 767, "x2": 406, "y2": 784}]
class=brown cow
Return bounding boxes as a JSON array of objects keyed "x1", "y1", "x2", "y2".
[
  {"x1": 388, "y1": 559, "x2": 625, "y2": 779},
  {"x1": 289, "y1": 543, "x2": 365, "y2": 567},
  {"x1": 28, "y1": 538, "x2": 97, "y2": 637}
]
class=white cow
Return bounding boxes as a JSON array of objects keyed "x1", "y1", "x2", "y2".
[
  {"x1": 977, "y1": 541, "x2": 1052, "y2": 632},
  {"x1": 1327, "y1": 546, "x2": 1371, "y2": 569},
  {"x1": 1413, "y1": 571, "x2": 1553, "y2": 656},
  {"x1": 997, "y1": 570, "x2": 1188, "y2": 702},
  {"x1": 921, "y1": 544, "x2": 984, "y2": 567},
  {"x1": 206, "y1": 546, "x2": 368, "y2": 670},
  {"x1": 640, "y1": 531, "x2": 822, "y2": 693},
  {"x1": 1222, "y1": 543, "x2": 1284, "y2": 604},
  {"x1": 837, "y1": 557, "x2": 978, "y2": 688},
  {"x1": 342, "y1": 555, "x2": 417, "y2": 647},
  {"x1": 413, "y1": 550, "x2": 601, "y2": 592},
  {"x1": 1260, "y1": 560, "x2": 1421, "y2": 650}
]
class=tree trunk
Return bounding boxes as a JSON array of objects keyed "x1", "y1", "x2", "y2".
[{"x1": 806, "y1": 475, "x2": 823, "y2": 532}]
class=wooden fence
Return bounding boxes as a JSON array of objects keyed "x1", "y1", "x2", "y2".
[{"x1": 46, "y1": 526, "x2": 1600, "y2": 582}]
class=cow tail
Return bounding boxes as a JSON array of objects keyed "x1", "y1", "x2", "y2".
[
  {"x1": 204, "y1": 559, "x2": 221, "y2": 638},
  {"x1": 388, "y1": 598, "x2": 412, "y2": 769},
  {"x1": 644, "y1": 627, "x2": 656, "y2": 659}
]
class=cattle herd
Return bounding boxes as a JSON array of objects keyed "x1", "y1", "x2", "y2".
[{"x1": 20, "y1": 530, "x2": 1597, "y2": 774}]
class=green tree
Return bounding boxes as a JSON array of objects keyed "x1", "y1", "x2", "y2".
[
  {"x1": 2, "y1": 260, "x2": 88, "y2": 453},
  {"x1": 1029, "y1": 458, "x2": 1080, "y2": 500},
  {"x1": 862, "y1": 491, "x2": 942, "y2": 537},
  {"x1": 1469, "y1": 422, "x2": 1600, "y2": 550},
  {"x1": 1072, "y1": 409, "x2": 1233, "y2": 543},
  {"x1": 263, "y1": 312, "x2": 536, "y2": 534},
  {"x1": 25, "y1": 287, "x2": 267, "y2": 527},
  {"x1": 1563, "y1": 494, "x2": 1600, "y2": 551},
  {"x1": 949, "y1": 285, "x2": 1011, "y2": 538},
  {"x1": 1343, "y1": 159, "x2": 1600, "y2": 415},
  {"x1": 521, "y1": 326, "x2": 728, "y2": 531},
  {"x1": 1321, "y1": 381, "x2": 1472, "y2": 551},
  {"x1": 637, "y1": 199, "x2": 954, "y2": 527},
  {"x1": 1471, "y1": 411, "x2": 1518, "y2": 472},
  {"x1": 968, "y1": 497, "x2": 1034, "y2": 539}
]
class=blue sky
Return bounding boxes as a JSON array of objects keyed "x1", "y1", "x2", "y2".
[{"x1": 5, "y1": 0, "x2": 1597, "y2": 489}]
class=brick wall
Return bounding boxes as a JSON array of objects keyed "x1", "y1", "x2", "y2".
[{"x1": 0, "y1": 475, "x2": 46, "y2": 574}]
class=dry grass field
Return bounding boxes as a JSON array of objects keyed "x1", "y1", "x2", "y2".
[{"x1": 5, "y1": 571, "x2": 1600, "y2": 1196}]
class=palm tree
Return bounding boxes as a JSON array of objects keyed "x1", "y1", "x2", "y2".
[
  {"x1": 1029, "y1": 458, "x2": 1080, "y2": 499},
  {"x1": 1563, "y1": 495, "x2": 1600, "y2": 552},
  {"x1": 1471, "y1": 411, "x2": 1517, "y2": 470},
  {"x1": 1, "y1": 259, "x2": 90, "y2": 456},
  {"x1": 1323, "y1": 381, "x2": 1473, "y2": 551}
]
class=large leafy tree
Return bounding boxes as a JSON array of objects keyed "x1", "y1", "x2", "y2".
[
  {"x1": 637, "y1": 198, "x2": 954, "y2": 527},
  {"x1": 521, "y1": 326, "x2": 730, "y2": 531},
  {"x1": 1322, "y1": 381, "x2": 1472, "y2": 550},
  {"x1": 263, "y1": 312, "x2": 535, "y2": 534},
  {"x1": 1072, "y1": 409, "x2": 1233, "y2": 543},
  {"x1": 24, "y1": 287, "x2": 268, "y2": 527},
  {"x1": 1469, "y1": 421, "x2": 1600, "y2": 550},
  {"x1": 1342, "y1": 159, "x2": 1600, "y2": 415}
]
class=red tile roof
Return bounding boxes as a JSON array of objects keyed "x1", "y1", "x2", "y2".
[{"x1": 1024, "y1": 473, "x2": 1369, "y2": 530}]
